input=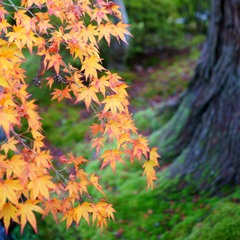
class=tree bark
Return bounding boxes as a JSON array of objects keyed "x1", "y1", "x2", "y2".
[
  {"x1": 151, "y1": 0, "x2": 240, "y2": 191},
  {"x1": 108, "y1": 0, "x2": 130, "y2": 71}
]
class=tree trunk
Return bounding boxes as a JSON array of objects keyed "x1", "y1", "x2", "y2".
[
  {"x1": 108, "y1": 0, "x2": 130, "y2": 71},
  {"x1": 151, "y1": 0, "x2": 240, "y2": 191}
]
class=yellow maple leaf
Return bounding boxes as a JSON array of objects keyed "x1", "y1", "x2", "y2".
[
  {"x1": 0, "y1": 108, "x2": 19, "y2": 137},
  {"x1": 1, "y1": 137, "x2": 18, "y2": 154},
  {"x1": 92, "y1": 201, "x2": 116, "y2": 230},
  {"x1": 74, "y1": 202, "x2": 93, "y2": 225},
  {"x1": 0, "y1": 179, "x2": 23, "y2": 209},
  {"x1": 0, "y1": 203, "x2": 19, "y2": 234},
  {"x1": 61, "y1": 208, "x2": 75, "y2": 229},
  {"x1": 98, "y1": 22, "x2": 114, "y2": 46},
  {"x1": 142, "y1": 148, "x2": 160, "y2": 190},
  {"x1": 17, "y1": 200, "x2": 44, "y2": 233},
  {"x1": 0, "y1": 76, "x2": 9, "y2": 88},
  {"x1": 6, "y1": 155, "x2": 26, "y2": 179},
  {"x1": 113, "y1": 22, "x2": 132, "y2": 44},
  {"x1": 81, "y1": 55, "x2": 104, "y2": 79},
  {"x1": 75, "y1": 86, "x2": 100, "y2": 111},
  {"x1": 91, "y1": 75, "x2": 110, "y2": 97},
  {"x1": 65, "y1": 181, "x2": 80, "y2": 198},
  {"x1": 28, "y1": 175, "x2": 56, "y2": 200},
  {"x1": 102, "y1": 94, "x2": 125, "y2": 116},
  {"x1": 90, "y1": 173, "x2": 106, "y2": 197},
  {"x1": 142, "y1": 160, "x2": 158, "y2": 190}
]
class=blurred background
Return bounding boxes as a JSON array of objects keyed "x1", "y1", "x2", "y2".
[{"x1": 9, "y1": 0, "x2": 240, "y2": 239}]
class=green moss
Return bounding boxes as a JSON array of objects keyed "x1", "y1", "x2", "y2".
[
  {"x1": 185, "y1": 202, "x2": 240, "y2": 240},
  {"x1": 41, "y1": 103, "x2": 93, "y2": 149}
]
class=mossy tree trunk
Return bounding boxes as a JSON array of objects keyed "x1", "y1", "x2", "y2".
[{"x1": 151, "y1": 0, "x2": 240, "y2": 190}]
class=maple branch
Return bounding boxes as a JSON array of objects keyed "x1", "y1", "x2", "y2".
[
  {"x1": 11, "y1": 129, "x2": 33, "y2": 151},
  {"x1": 6, "y1": 0, "x2": 18, "y2": 11}
]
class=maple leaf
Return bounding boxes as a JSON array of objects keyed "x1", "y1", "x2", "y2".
[
  {"x1": 34, "y1": 151, "x2": 53, "y2": 169},
  {"x1": 6, "y1": 155, "x2": 26, "y2": 179},
  {"x1": 132, "y1": 135, "x2": 150, "y2": 161},
  {"x1": 51, "y1": 87, "x2": 72, "y2": 102},
  {"x1": 113, "y1": 22, "x2": 132, "y2": 44},
  {"x1": 1, "y1": 137, "x2": 18, "y2": 154},
  {"x1": 90, "y1": 174, "x2": 106, "y2": 197},
  {"x1": 100, "y1": 149, "x2": 125, "y2": 173},
  {"x1": 0, "y1": 76, "x2": 9, "y2": 88},
  {"x1": 6, "y1": 25, "x2": 27, "y2": 50},
  {"x1": 91, "y1": 7, "x2": 109, "y2": 25},
  {"x1": 28, "y1": 175, "x2": 56, "y2": 200},
  {"x1": 142, "y1": 160, "x2": 158, "y2": 190},
  {"x1": 68, "y1": 153, "x2": 88, "y2": 167},
  {"x1": 92, "y1": 201, "x2": 115, "y2": 230},
  {"x1": 104, "y1": 119, "x2": 121, "y2": 140},
  {"x1": 75, "y1": 86, "x2": 100, "y2": 111},
  {"x1": 0, "y1": 108, "x2": 19, "y2": 137},
  {"x1": 80, "y1": 24, "x2": 98, "y2": 45},
  {"x1": 102, "y1": 94, "x2": 125, "y2": 116},
  {"x1": 98, "y1": 22, "x2": 114, "y2": 46},
  {"x1": 61, "y1": 208, "x2": 75, "y2": 229},
  {"x1": 149, "y1": 147, "x2": 160, "y2": 167},
  {"x1": 22, "y1": 100, "x2": 41, "y2": 131},
  {"x1": 65, "y1": 181, "x2": 80, "y2": 198},
  {"x1": 17, "y1": 200, "x2": 44, "y2": 233},
  {"x1": 0, "y1": 203, "x2": 19, "y2": 234},
  {"x1": 0, "y1": 179, "x2": 23, "y2": 209},
  {"x1": 90, "y1": 123, "x2": 104, "y2": 136},
  {"x1": 35, "y1": 12, "x2": 53, "y2": 34},
  {"x1": 43, "y1": 198, "x2": 62, "y2": 223},
  {"x1": 46, "y1": 53, "x2": 65, "y2": 74},
  {"x1": 91, "y1": 137, "x2": 105, "y2": 155},
  {"x1": 142, "y1": 148, "x2": 160, "y2": 189},
  {"x1": 91, "y1": 75, "x2": 110, "y2": 97},
  {"x1": 104, "y1": 1, "x2": 122, "y2": 18},
  {"x1": 0, "y1": 19, "x2": 10, "y2": 34},
  {"x1": 74, "y1": 202, "x2": 93, "y2": 225},
  {"x1": 81, "y1": 56, "x2": 104, "y2": 79}
]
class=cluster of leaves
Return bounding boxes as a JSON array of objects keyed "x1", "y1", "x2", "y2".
[{"x1": 0, "y1": 0, "x2": 159, "y2": 234}]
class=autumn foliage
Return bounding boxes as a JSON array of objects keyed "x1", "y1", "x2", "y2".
[{"x1": 0, "y1": 0, "x2": 159, "y2": 234}]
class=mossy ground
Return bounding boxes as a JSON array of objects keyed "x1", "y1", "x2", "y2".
[{"x1": 11, "y1": 47, "x2": 240, "y2": 240}]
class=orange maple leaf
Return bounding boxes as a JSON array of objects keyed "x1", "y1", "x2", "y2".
[
  {"x1": 51, "y1": 87, "x2": 72, "y2": 102},
  {"x1": 43, "y1": 198, "x2": 62, "y2": 223},
  {"x1": 100, "y1": 149, "x2": 125, "y2": 173}
]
